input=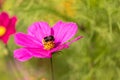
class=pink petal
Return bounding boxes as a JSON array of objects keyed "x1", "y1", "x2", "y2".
[
  {"x1": 14, "y1": 33, "x2": 42, "y2": 48},
  {"x1": 27, "y1": 48, "x2": 52, "y2": 58},
  {"x1": 52, "y1": 21, "x2": 78, "y2": 45},
  {"x1": 0, "y1": 12, "x2": 9, "y2": 27},
  {"x1": 7, "y1": 16, "x2": 17, "y2": 34},
  {"x1": 50, "y1": 36, "x2": 83, "y2": 53},
  {"x1": 50, "y1": 44, "x2": 69, "y2": 53},
  {"x1": 14, "y1": 48, "x2": 32, "y2": 62},
  {"x1": 66, "y1": 36, "x2": 83, "y2": 45},
  {"x1": 28, "y1": 22, "x2": 51, "y2": 42},
  {"x1": 1, "y1": 16, "x2": 17, "y2": 44}
]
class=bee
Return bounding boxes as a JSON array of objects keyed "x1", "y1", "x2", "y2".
[
  {"x1": 42, "y1": 35, "x2": 55, "y2": 50},
  {"x1": 43, "y1": 35, "x2": 55, "y2": 42}
]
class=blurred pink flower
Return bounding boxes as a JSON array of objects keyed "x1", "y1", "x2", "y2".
[
  {"x1": 0, "y1": 12, "x2": 17, "y2": 44},
  {"x1": 14, "y1": 21, "x2": 83, "y2": 61}
]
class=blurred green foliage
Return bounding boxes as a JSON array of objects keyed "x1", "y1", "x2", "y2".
[{"x1": 0, "y1": 0, "x2": 120, "y2": 80}]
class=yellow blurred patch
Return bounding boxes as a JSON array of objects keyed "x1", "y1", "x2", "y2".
[{"x1": 0, "y1": 26, "x2": 6, "y2": 37}]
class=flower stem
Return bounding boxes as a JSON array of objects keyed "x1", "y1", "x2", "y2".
[
  {"x1": 5, "y1": 45, "x2": 30, "y2": 80},
  {"x1": 50, "y1": 57, "x2": 54, "y2": 80},
  {"x1": 5, "y1": 45, "x2": 20, "y2": 79},
  {"x1": 5, "y1": 45, "x2": 13, "y2": 60}
]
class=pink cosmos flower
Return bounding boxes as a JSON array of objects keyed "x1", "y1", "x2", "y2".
[
  {"x1": 14, "y1": 21, "x2": 83, "y2": 61},
  {"x1": 0, "y1": 12, "x2": 17, "y2": 44}
]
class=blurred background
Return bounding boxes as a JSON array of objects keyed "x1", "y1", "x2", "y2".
[{"x1": 0, "y1": 0, "x2": 120, "y2": 80}]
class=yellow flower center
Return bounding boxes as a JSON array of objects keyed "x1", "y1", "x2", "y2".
[
  {"x1": 0, "y1": 26, "x2": 6, "y2": 37},
  {"x1": 43, "y1": 41, "x2": 55, "y2": 50}
]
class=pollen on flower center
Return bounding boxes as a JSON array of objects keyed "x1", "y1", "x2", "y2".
[
  {"x1": 42, "y1": 35, "x2": 55, "y2": 50},
  {"x1": 0, "y1": 26, "x2": 6, "y2": 37}
]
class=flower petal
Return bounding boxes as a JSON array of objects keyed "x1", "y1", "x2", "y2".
[
  {"x1": 27, "y1": 48, "x2": 52, "y2": 58},
  {"x1": 28, "y1": 22, "x2": 51, "y2": 42},
  {"x1": 1, "y1": 16, "x2": 17, "y2": 44},
  {"x1": 52, "y1": 21, "x2": 78, "y2": 44},
  {"x1": 7, "y1": 16, "x2": 17, "y2": 34},
  {"x1": 50, "y1": 36, "x2": 83, "y2": 53},
  {"x1": 0, "y1": 12, "x2": 9, "y2": 27},
  {"x1": 50, "y1": 44, "x2": 69, "y2": 53},
  {"x1": 14, "y1": 32, "x2": 41, "y2": 48},
  {"x1": 14, "y1": 48, "x2": 32, "y2": 62},
  {"x1": 66, "y1": 36, "x2": 83, "y2": 45}
]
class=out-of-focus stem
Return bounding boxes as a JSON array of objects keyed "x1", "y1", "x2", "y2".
[
  {"x1": 107, "y1": 10, "x2": 112, "y2": 34},
  {"x1": 5, "y1": 45, "x2": 30, "y2": 80},
  {"x1": 0, "y1": 0, "x2": 4, "y2": 10},
  {"x1": 5, "y1": 45, "x2": 21, "y2": 80},
  {"x1": 50, "y1": 57, "x2": 54, "y2": 80}
]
